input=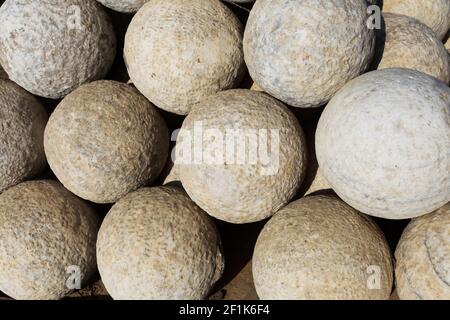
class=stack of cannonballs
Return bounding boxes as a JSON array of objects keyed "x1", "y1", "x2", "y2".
[{"x1": 0, "y1": 0, "x2": 448, "y2": 300}]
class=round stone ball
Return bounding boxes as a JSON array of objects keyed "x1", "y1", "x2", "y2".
[
  {"x1": 395, "y1": 203, "x2": 450, "y2": 299},
  {"x1": 124, "y1": 0, "x2": 245, "y2": 115},
  {"x1": 96, "y1": 0, "x2": 149, "y2": 13},
  {"x1": 243, "y1": 0, "x2": 375, "y2": 108},
  {"x1": 0, "y1": 180, "x2": 100, "y2": 300},
  {"x1": 44, "y1": 80, "x2": 169, "y2": 204},
  {"x1": 177, "y1": 89, "x2": 307, "y2": 224},
  {"x1": 97, "y1": 186, "x2": 224, "y2": 300},
  {"x1": 316, "y1": 68, "x2": 450, "y2": 220},
  {"x1": 0, "y1": 79, "x2": 48, "y2": 193},
  {"x1": 375, "y1": 13, "x2": 450, "y2": 83},
  {"x1": 253, "y1": 194, "x2": 393, "y2": 300},
  {"x1": 0, "y1": 0, "x2": 116, "y2": 99},
  {"x1": 383, "y1": 0, "x2": 450, "y2": 40}
]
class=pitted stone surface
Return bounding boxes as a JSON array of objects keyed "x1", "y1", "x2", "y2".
[
  {"x1": 44, "y1": 80, "x2": 169, "y2": 204},
  {"x1": 0, "y1": 0, "x2": 116, "y2": 99},
  {"x1": 243, "y1": 0, "x2": 375, "y2": 108},
  {"x1": 316, "y1": 68, "x2": 450, "y2": 219},
  {"x1": 0, "y1": 79, "x2": 47, "y2": 192},
  {"x1": 253, "y1": 195, "x2": 393, "y2": 300},
  {"x1": 96, "y1": 0, "x2": 149, "y2": 12},
  {"x1": 124, "y1": 0, "x2": 245, "y2": 115},
  {"x1": 0, "y1": 180, "x2": 100, "y2": 300},
  {"x1": 178, "y1": 89, "x2": 307, "y2": 224},
  {"x1": 97, "y1": 186, "x2": 224, "y2": 300},
  {"x1": 376, "y1": 13, "x2": 450, "y2": 84},
  {"x1": 383, "y1": 0, "x2": 450, "y2": 40},
  {"x1": 395, "y1": 204, "x2": 450, "y2": 300}
]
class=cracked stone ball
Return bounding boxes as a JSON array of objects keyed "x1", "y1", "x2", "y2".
[
  {"x1": 44, "y1": 80, "x2": 169, "y2": 204},
  {"x1": 253, "y1": 194, "x2": 393, "y2": 300},
  {"x1": 244, "y1": 0, "x2": 375, "y2": 108},
  {"x1": 177, "y1": 89, "x2": 307, "y2": 224},
  {"x1": 395, "y1": 203, "x2": 450, "y2": 299},
  {"x1": 97, "y1": 186, "x2": 224, "y2": 300},
  {"x1": 0, "y1": 79, "x2": 47, "y2": 193},
  {"x1": 316, "y1": 68, "x2": 450, "y2": 219},
  {"x1": 124, "y1": 0, "x2": 245, "y2": 115},
  {"x1": 0, "y1": 180, "x2": 100, "y2": 300},
  {"x1": 0, "y1": 0, "x2": 116, "y2": 99}
]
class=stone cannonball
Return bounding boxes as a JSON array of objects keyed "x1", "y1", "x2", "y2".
[
  {"x1": 395, "y1": 203, "x2": 450, "y2": 300},
  {"x1": 316, "y1": 68, "x2": 450, "y2": 219},
  {"x1": 177, "y1": 89, "x2": 307, "y2": 224},
  {"x1": 383, "y1": 0, "x2": 450, "y2": 40},
  {"x1": 0, "y1": 79, "x2": 48, "y2": 193},
  {"x1": 96, "y1": 0, "x2": 149, "y2": 13},
  {"x1": 243, "y1": 0, "x2": 375, "y2": 108},
  {"x1": 97, "y1": 186, "x2": 224, "y2": 300},
  {"x1": 0, "y1": 0, "x2": 116, "y2": 99},
  {"x1": 0, "y1": 180, "x2": 100, "y2": 300},
  {"x1": 253, "y1": 195, "x2": 393, "y2": 300},
  {"x1": 124, "y1": 0, "x2": 245, "y2": 115},
  {"x1": 375, "y1": 13, "x2": 450, "y2": 84},
  {"x1": 44, "y1": 80, "x2": 169, "y2": 204}
]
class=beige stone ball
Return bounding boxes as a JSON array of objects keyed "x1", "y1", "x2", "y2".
[
  {"x1": 97, "y1": 186, "x2": 224, "y2": 300},
  {"x1": 44, "y1": 81, "x2": 169, "y2": 204},
  {"x1": 177, "y1": 89, "x2": 307, "y2": 224},
  {"x1": 0, "y1": 79, "x2": 48, "y2": 193},
  {"x1": 383, "y1": 0, "x2": 450, "y2": 40},
  {"x1": 244, "y1": 0, "x2": 375, "y2": 108},
  {"x1": 0, "y1": 180, "x2": 100, "y2": 300},
  {"x1": 376, "y1": 13, "x2": 450, "y2": 84},
  {"x1": 0, "y1": 0, "x2": 116, "y2": 99},
  {"x1": 395, "y1": 203, "x2": 450, "y2": 300},
  {"x1": 316, "y1": 68, "x2": 450, "y2": 219},
  {"x1": 96, "y1": 0, "x2": 149, "y2": 12},
  {"x1": 124, "y1": 0, "x2": 245, "y2": 115},
  {"x1": 253, "y1": 194, "x2": 394, "y2": 300}
]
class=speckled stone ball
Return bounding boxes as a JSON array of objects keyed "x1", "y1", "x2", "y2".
[
  {"x1": 44, "y1": 80, "x2": 169, "y2": 204},
  {"x1": 383, "y1": 0, "x2": 450, "y2": 40},
  {"x1": 253, "y1": 195, "x2": 393, "y2": 300},
  {"x1": 124, "y1": 0, "x2": 245, "y2": 115},
  {"x1": 375, "y1": 13, "x2": 450, "y2": 83},
  {"x1": 0, "y1": 180, "x2": 100, "y2": 300},
  {"x1": 0, "y1": 0, "x2": 116, "y2": 99},
  {"x1": 316, "y1": 68, "x2": 450, "y2": 219},
  {"x1": 96, "y1": 0, "x2": 149, "y2": 13},
  {"x1": 97, "y1": 186, "x2": 224, "y2": 300},
  {"x1": 177, "y1": 89, "x2": 307, "y2": 224},
  {"x1": 395, "y1": 203, "x2": 450, "y2": 300},
  {"x1": 244, "y1": 0, "x2": 375, "y2": 108},
  {"x1": 0, "y1": 79, "x2": 47, "y2": 193}
]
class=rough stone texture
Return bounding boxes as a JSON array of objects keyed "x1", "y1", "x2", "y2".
[
  {"x1": 178, "y1": 89, "x2": 307, "y2": 224},
  {"x1": 243, "y1": 0, "x2": 375, "y2": 108},
  {"x1": 253, "y1": 195, "x2": 393, "y2": 300},
  {"x1": 124, "y1": 0, "x2": 245, "y2": 115},
  {"x1": 0, "y1": 180, "x2": 100, "y2": 300},
  {"x1": 96, "y1": 0, "x2": 149, "y2": 12},
  {"x1": 375, "y1": 13, "x2": 450, "y2": 84},
  {"x1": 383, "y1": 0, "x2": 450, "y2": 40},
  {"x1": 0, "y1": 79, "x2": 48, "y2": 192},
  {"x1": 316, "y1": 68, "x2": 450, "y2": 219},
  {"x1": 0, "y1": 0, "x2": 116, "y2": 99},
  {"x1": 97, "y1": 186, "x2": 224, "y2": 300},
  {"x1": 395, "y1": 204, "x2": 450, "y2": 300},
  {"x1": 44, "y1": 80, "x2": 169, "y2": 204}
]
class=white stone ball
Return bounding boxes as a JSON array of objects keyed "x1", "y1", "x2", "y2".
[
  {"x1": 316, "y1": 68, "x2": 450, "y2": 219},
  {"x1": 0, "y1": 0, "x2": 116, "y2": 99},
  {"x1": 243, "y1": 0, "x2": 375, "y2": 108}
]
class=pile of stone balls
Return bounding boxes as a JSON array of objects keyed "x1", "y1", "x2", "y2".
[{"x1": 0, "y1": 0, "x2": 449, "y2": 300}]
